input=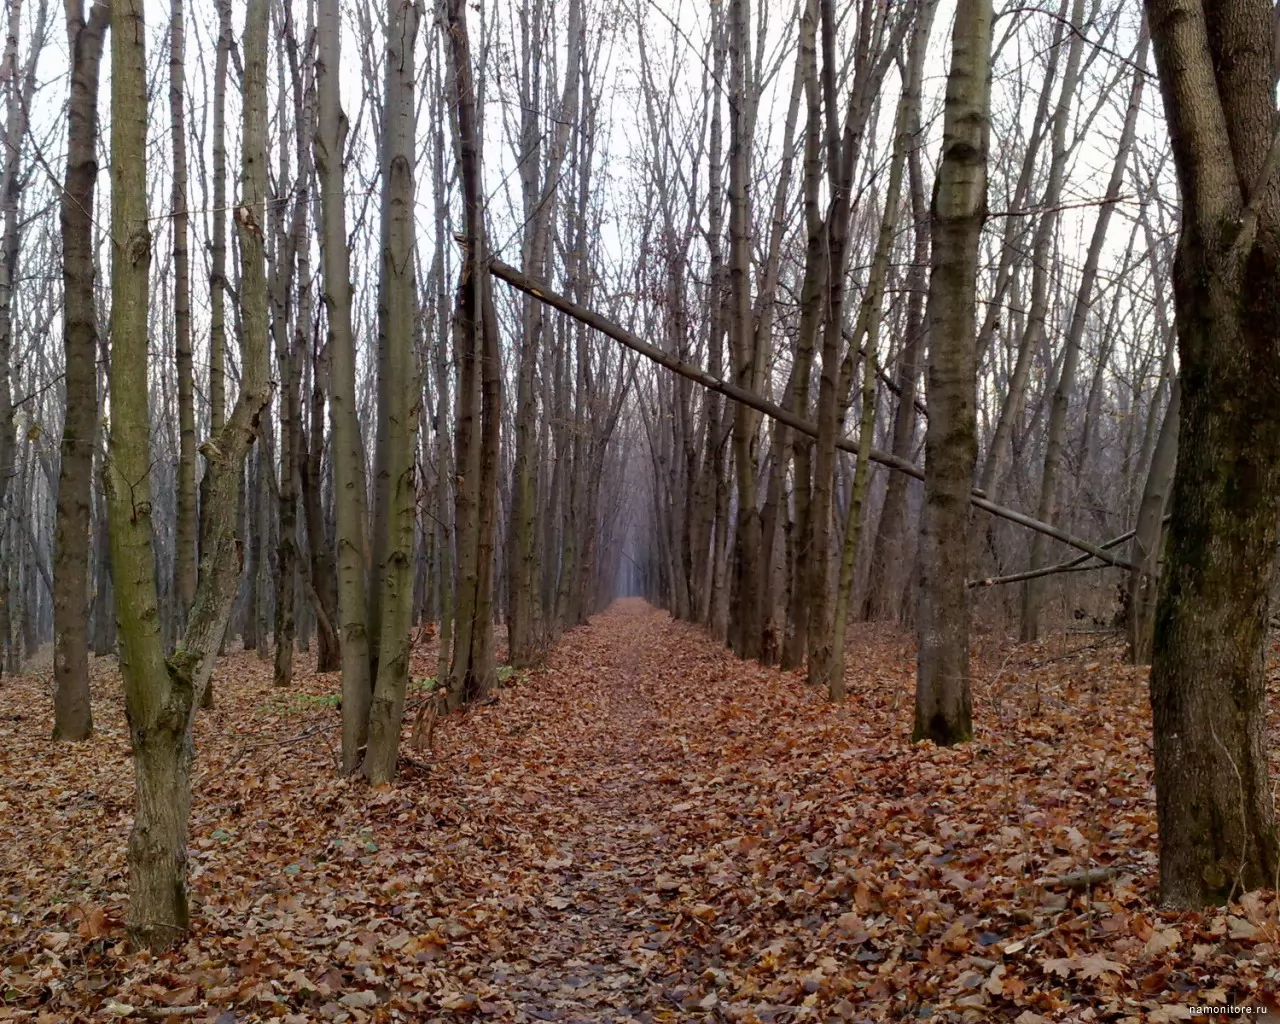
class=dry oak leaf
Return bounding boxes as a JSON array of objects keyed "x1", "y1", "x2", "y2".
[
  {"x1": 1142, "y1": 927, "x2": 1181, "y2": 957},
  {"x1": 1077, "y1": 955, "x2": 1127, "y2": 980},
  {"x1": 1041, "y1": 957, "x2": 1078, "y2": 978},
  {"x1": 1227, "y1": 916, "x2": 1261, "y2": 941}
]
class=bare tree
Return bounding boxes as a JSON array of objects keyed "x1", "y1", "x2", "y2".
[
  {"x1": 52, "y1": 0, "x2": 107, "y2": 741},
  {"x1": 913, "y1": 0, "x2": 992, "y2": 745}
]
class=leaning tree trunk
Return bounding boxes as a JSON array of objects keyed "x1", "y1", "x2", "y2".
[
  {"x1": 912, "y1": 0, "x2": 991, "y2": 746},
  {"x1": 52, "y1": 0, "x2": 107, "y2": 742},
  {"x1": 861, "y1": 11, "x2": 931, "y2": 625},
  {"x1": 1145, "y1": 0, "x2": 1280, "y2": 907},
  {"x1": 830, "y1": 4, "x2": 931, "y2": 696},
  {"x1": 977, "y1": 0, "x2": 1084, "y2": 509}
]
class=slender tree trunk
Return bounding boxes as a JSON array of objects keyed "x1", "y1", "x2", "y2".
[
  {"x1": 362, "y1": 0, "x2": 422, "y2": 784},
  {"x1": 52, "y1": 0, "x2": 107, "y2": 742},
  {"x1": 198, "y1": 0, "x2": 230, "y2": 708},
  {"x1": 977, "y1": 0, "x2": 1085, "y2": 507},
  {"x1": 727, "y1": 0, "x2": 762, "y2": 660},
  {"x1": 446, "y1": 0, "x2": 499, "y2": 706},
  {"x1": 1129, "y1": 379, "x2": 1178, "y2": 665},
  {"x1": 317, "y1": 0, "x2": 372, "y2": 770},
  {"x1": 780, "y1": 0, "x2": 823, "y2": 671},
  {"x1": 1021, "y1": 24, "x2": 1147, "y2": 639},
  {"x1": 830, "y1": 7, "x2": 931, "y2": 695},
  {"x1": 171, "y1": 0, "x2": 196, "y2": 623},
  {"x1": 273, "y1": 311, "x2": 298, "y2": 687},
  {"x1": 913, "y1": 0, "x2": 991, "y2": 746},
  {"x1": 0, "y1": 0, "x2": 43, "y2": 676},
  {"x1": 862, "y1": 20, "x2": 931, "y2": 625}
]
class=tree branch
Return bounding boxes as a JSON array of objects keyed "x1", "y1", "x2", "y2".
[{"x1": 489, "y1": 258, "x2": 1138, "y2": 571}]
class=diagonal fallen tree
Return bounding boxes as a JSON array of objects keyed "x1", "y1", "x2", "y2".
[{"x1": 488, "y1": 258, "x2": 1138, "y2": 572}]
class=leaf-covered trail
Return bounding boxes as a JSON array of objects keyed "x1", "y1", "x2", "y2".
[
  {"x1": 3, "y1": 599, "x2": 1280, "y2": 1022},
  {"x1": 463, "y1": 599, "x2": 713, "y2": 1018}
]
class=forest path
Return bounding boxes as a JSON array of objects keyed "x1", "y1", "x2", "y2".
[{"x1": 447, "y1": 599, "x2": 754, "y2": 1021}]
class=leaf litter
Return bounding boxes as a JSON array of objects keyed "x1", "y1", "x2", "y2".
[{"x1": 1, "y1": 599, "x2": 1278, "y2": 1021}]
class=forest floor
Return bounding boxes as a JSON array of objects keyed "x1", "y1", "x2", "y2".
[{"x1": 1, "y1": 600, "x2": 1278, "y2": 1023}]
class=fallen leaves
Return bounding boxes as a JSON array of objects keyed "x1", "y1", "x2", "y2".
[{"x1": 1, "y1": 604, "x2": 1279, "y2": 1021}]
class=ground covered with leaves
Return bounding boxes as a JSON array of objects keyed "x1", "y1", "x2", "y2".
[{"x1": 1, "y1": 600, "x2": 1277, "y2": 1022}]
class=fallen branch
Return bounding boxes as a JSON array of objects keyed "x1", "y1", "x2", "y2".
[
  {"x1": 489, "y1": 258, "x2": 1138, "y2": 571},
  {"x1": 1049, "y1": 866, "x2": 1133, "y2": 890},
  {"x1": 968, "y1": 525, "x2": 1140, "y2": 588}
]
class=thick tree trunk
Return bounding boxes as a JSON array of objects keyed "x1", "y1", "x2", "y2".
[
  {"x1": 913, "y1": 0, "x2": 991, "y2": 746},
  {"x1": 52, "y1": 0, "x2": 106, "y2": 742},
  {"x1": 1144, "y1": 0, "x2": 1280, "y2": 907},
  {"x1": 109, "y1": 0, "x2": 271, "y2": 948}
]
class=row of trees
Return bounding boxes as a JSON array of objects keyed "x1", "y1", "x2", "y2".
[
  {"x1": 3, "y1": 0, "x2": 1277, "y2": 950},
  {"x1": 6, "y1": 0, "x2": 640, "y2": 946}
]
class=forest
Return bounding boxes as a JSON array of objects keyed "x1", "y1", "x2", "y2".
[{"x1": 0, "y1": 0, "x2": 1279, "y2": 1017}]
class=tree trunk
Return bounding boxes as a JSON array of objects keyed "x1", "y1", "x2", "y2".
[
  {"x1": 0, "y1": 0, "x2": 43, "y2": 676},
  {"x1": 977, "y1": 0, "x2": 1084, "y2": 508},
  {"x1": 861, "y1": 21, "x2": 931, "y2": 625},
  {"x1": 913, "y1": 0, "x2": 991, "y2": 746},
  {"x1": 780, "y1": 0, "x2": 823, "y2": 671},
  {"x1": 171, "y1": 0, "x2": 196, "y2": 624},
  {"x1": 1129, "y1": 378, "x2": 1178, "y2": 665},
  {"x1": 830, "y1": 3, "x2": 933, "y2": 696},
  {"x1": 317, "y1": 0, "x2": 372, "y2": 771},
  {"x1": 362, "y1": 0, "x2": 422, "y2": 784},
  {"x1": 445, "y1": 0, "x2": 500, "y2": 707},
  {"x1": 1145, "y1": 0, "x2": 1280, "y2": 906},
  {"x1": 727, "y1": 0, "x2": 762, "y2": 661},
  {"x1": 52, "y1": 0, "x2": 106, "y2": 742},
  {"x1": 199, "y1": 0, "x2": 230, "y2": 709},
  {"x1": 108, "y1": 0, "x2": 271, "y2": 948}
]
